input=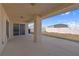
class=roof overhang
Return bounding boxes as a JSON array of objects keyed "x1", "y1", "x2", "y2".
[{"x1": 2, "y1": 3, "x2": 79, "y2": 23}]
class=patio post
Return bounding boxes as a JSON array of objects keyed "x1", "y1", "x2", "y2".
[{"x1": 33, "y1": 15, "x2": 41, "y2": 43}]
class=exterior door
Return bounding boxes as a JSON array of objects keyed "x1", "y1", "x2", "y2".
[{"x1": 6, "y1": 21, "x2": 9, "y2": 39}]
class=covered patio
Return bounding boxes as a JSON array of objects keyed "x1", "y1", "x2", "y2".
[{"x1": 0, "y1": 3, "x2": 79, "y2": 56}]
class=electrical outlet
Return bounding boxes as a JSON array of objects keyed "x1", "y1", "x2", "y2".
[{"x1": 2, "y1": 41, "x2": 4, "y2": 45}]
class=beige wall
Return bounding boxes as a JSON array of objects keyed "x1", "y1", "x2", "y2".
[
  {"x1": 0, "y1": 4, "x2": 29, "y2": 55},
  {"x1": 46, "y1": 28, "x2": 71, "y2": 34},
  {"x1": 46, "y1": 27, "x2": 79, "y2": 35},
  {"x1": 0, "y1": 4, "x2": 10, "y2": 55}
]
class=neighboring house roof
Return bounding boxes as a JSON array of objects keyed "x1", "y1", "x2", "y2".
[{"x1": 48, "y1": 24, "x2": 69, "y2": 28}]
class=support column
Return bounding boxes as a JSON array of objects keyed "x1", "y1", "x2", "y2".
[{"x1": 33, "y1": 16, "x2": 41, "y2": 43}]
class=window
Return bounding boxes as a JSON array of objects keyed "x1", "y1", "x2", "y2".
[{"x1": 13, "y1": 24, "x2": 25, "y2": 36}]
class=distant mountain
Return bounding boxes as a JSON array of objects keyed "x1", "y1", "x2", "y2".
[{"x1": 48, "y1": 24, "x2": 69, "y2": 28}]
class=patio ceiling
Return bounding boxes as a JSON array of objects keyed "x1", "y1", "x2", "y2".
[{"x1": 2, "y1": 3, "x2": 76, "y2": 23}]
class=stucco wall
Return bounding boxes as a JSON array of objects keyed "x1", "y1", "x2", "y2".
[
  {"x1": 46, "y1": 27, "x2": 79, "y2": 35},
  {"x1": 0, "y1": 4, "x2": 10, "y2": 55},
  {"x1": 0, "y1": 4, "x2": 29, "y2": 55}
]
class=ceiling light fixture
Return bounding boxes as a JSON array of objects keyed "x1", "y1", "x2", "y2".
[
  {"x1": 30, "y1": 3, "x2": 35, "y2": 6},
  {"x1": 20, "y1": 16, "x2": 23, "y2": 19}
]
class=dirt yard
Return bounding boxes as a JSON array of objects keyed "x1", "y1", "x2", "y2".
[{"x1": 43, "y1": 32, "x2": 79, "y2": 42}]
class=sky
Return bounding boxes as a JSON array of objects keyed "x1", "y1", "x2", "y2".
[
  {"x1": 42, "y1": 9, "x2": 79, "y2": 27},
  {"x1": 29, "y1": 9, "x2": 79, "y2": 28}
]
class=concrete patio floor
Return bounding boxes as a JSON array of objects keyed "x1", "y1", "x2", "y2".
[{"x1": 1, "y1": 35, "x2": 79, "y2": 56}]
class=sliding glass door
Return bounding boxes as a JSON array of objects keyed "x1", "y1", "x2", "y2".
[
  {"x1": 13, "y1": 24, "x2": 19, "y2": 36},
  {"x1": 13, "y1": 24, "x2": 25, "y2": 36},
  {"x1": 20, "y1": 24, "x2": 25, "y2": 35}
]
